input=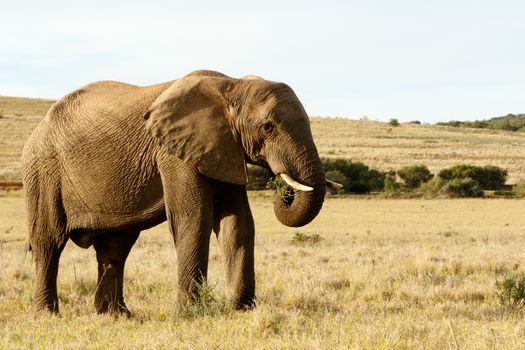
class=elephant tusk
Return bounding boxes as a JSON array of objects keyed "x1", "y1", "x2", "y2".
[
  {"x1": 280, "y1": 173, "x2": 314, "y2": 192},
  {"x1": 325, "y1": 179, "x2": 344, "y2": 190}
]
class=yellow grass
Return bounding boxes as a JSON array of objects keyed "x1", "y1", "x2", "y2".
[
  {"x1": 1, "y1": 191, "x2": 525, "y2": 348},
  {"x1": 0, "y1": 97, "x2": 54, "y2": 180}
]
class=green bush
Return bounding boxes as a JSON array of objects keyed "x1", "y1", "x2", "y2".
[
  {"x1": 439, "y1": 178, "x2": 484, "y2": 198},
  {"x1": 420, "y1": 177, "x2": 483, "y2": 198},
  {"x1": 419, "y1": 177, "x2": 445, "y2": 198},
  {"x1": 384, "y1": 176, "x2": 401, "y2": 193},
  {"x1": 438, "y1": 164, "x2": 507, "y2": 190},
  {"x1": 246, "y1": 165, "x2": 269, "y2": 190},
  {"x1": 493, "y1": 190, "x2": 515, "y2": 197},
  {"x1": 514, "y1": 179, "x2": 525, "y2": 198},
  {"x1": 437, "y1": 120, "x2": 463, "y2": 128},
  {"x1": 384, "y1": 171, "x2": 402, "y2": 193},
  {"x1": 397, "y1": 165, "x2": 433, "y2": 189},
  {"x1": 437, "y1": 164, "x2": 481, "y2": 182},
  {"x1": 491, "y1": 114, "x2": 525, "y2": 131},
  {"x1": 324, "y1": 170, "x2": 348, "y2": 194},
  {"x1": 479, "y1": 165, "x2": 508, "y2": 189},
  {"x1": 388, "y1": 118, "x2": 400, "y2": 127},
  {"x1": 322, "y1": 158, "x2": 385, "y2": 194},
  {"x1": 367, "y1": 169, "x2": 387, "y2": 192},
  {"x1": 496, "y1": 275, "x2": 525, "y2": 308},
  {"x1": 290, "y1": 232, "x2": 323, "y2": 246}
]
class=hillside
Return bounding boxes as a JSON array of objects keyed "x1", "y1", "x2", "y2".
[
  {"x1": 311, "y1": 118, "x2": 525, "y2": 184},
  {"x1": 437, "y1": 113, "x2": 525, "y2": 131},
  {"x1": 0, "y1": 97, "x2": 55, "y2": 180},
  {"x1": 2, "y1": 96, "x2": 525, "y2": 183}
]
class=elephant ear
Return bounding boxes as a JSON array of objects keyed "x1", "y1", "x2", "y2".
[{"x1": 144, "y1": 75, "x2": 247, "y2": 185}]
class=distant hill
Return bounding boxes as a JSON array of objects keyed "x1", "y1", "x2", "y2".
[
  {"x1": 437, "y1": 113, "x2": 525, "y2": 132},
  {"x1": 1, "y1": 96, "x2": 525, "y2": 184},
  {"x1": 0, "y1": 97, "x2": 55, "y2": 180},
  {"x1": 0, "y1": 96, "x2": 55, "y2": 117}
]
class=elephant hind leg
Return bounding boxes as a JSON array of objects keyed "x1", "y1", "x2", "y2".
[
  {"x1": 25, "y1": 176, "x2": 69, "y2": 314},
  {"x1": 93, "y1": 230, "x2": 139, "y2": 315},
  {"x1": 32, "y1": 238, "x2": 68, "y2": 314}
]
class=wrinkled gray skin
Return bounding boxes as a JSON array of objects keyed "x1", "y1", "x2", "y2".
[{"x1": 22, "y1": 70, "x2": 325, "y2": 315}]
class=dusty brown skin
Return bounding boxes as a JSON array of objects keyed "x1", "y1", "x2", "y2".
[{"x1": 22, "y1": 70, "x2": 326, "y2": 315}]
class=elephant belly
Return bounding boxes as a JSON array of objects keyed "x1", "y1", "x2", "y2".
[
  {"x1": 63, "y1": 174, "x2": 167, "y2": 231},
  {"x1": 68, "y1": 201, "x2": 167, "y2": 248},
  {"x1": 60, "y1": 144, "x2": 167, "y2": 234}
]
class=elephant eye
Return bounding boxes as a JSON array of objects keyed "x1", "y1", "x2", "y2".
[{"x1": 263, "y1": 122, "x2": 274, "y2": 134}]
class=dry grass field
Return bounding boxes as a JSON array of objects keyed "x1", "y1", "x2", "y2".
[
  {"x1": 1, "y1": 191, "x2": 525, "y2": 348},
  {"x1": 0, "y1": 97, "x2": 54, "y2": 180},
  {"x1": 2, "y1": 96, "x2": 525, "y2": 348}
]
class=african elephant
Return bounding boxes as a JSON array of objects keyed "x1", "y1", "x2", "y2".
[{"x1": 22, "y1": 70, "x2": 338, "y2": 315}]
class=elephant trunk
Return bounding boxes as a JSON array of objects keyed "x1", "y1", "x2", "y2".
[{"x1": 272, "y1": 156, "x2": 326, "y2": 228}]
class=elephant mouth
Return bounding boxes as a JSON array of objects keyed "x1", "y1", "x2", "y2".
[
  {"x1": 270, "y1": 172, "x2": 344, "y2": 227},
  {"x1": 279, "y1": 173, "x2": 314, "y2": 192},
  {"x1": 278, "y1": 183, "x2": 296, "y2": 205},
  {"x1": 269, "y1": 172, "x2": 343, "y2": 205},
  {"x1": 268, "y1": 170, "x2": 342, "y2": 191},
  {"x1": 272, "y1": 173, "x2": 313, "y2": 206}
]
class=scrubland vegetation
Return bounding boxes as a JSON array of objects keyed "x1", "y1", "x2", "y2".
[
  {"x1": 437, "y1": 113, "x2": 525, "y2": 132},
  {"x1": 2, "y1": 97, "x2": 525, "y2": 348}
]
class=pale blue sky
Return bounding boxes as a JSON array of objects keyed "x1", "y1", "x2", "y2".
[{"x1": 1, "y1": 0, "x2": 524, "y2": 122}]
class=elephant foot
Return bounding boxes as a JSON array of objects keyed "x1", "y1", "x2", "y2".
[
  {"x1": 33, "y1": 302, "x2": 60, "y2": 315},
  {"x1": 94, "y1": 261, "x2": 133, "y2": 317},
  {"x1": 95, "y1": 299, "x2": 132, "y2": 317},
  {"x1": 33, "y1": 294, "x2": 60, "y2": 315},
  {"x1": 234, "y1": 296, "x2": 256, "y2": 310}
]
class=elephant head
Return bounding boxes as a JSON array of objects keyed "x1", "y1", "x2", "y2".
[{"x1": 144, "y1": 70, "x2": 328, "y2": 227}]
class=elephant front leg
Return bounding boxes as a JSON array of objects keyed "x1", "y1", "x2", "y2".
[
  {"x1": 162, "y1": 178, "x2": 214, "y2": 306},
  {"x1": 159, "y1": 160, "x2": 220, "y2": 307},
  {"x1": 214, "y1": 186, "x2": 255, "y2": 309},
  {"x1": 174, "y1": 224, "x2": 213, "y2": 306}
]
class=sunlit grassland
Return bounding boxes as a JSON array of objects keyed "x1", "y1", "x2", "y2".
[
  {"x1": 0, "y1": 97, "x2": 54, "y2": 180},
  {"x1": 1, "y1": 191, "x2": 525, "y2": 348}
]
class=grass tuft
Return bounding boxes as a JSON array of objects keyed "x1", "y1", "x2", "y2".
[
  {"x1": 496, "y1": 275, "x2": 525, "y2": 309},
  {"x1": 177, "y1": 282, "x2": 229, "y2": 319},
  {"x1": 290, "y1": 232, "x2": 323, "y2": 246}
]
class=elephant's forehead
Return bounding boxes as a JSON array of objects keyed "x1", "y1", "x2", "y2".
[
  {"x1": 248, "y1": 98, "x2": 304, "y2": 124},
  {"x1": 271, "y1": 99, "x2": 307, "y2": 123}
]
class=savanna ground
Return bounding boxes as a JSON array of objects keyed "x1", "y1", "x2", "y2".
[
  {"x1": 2, "y1": 191, "x2": 525, "y2": 348},
  {"x1": 1, "y1": 97, "x2": 525, "y2": 348}
]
